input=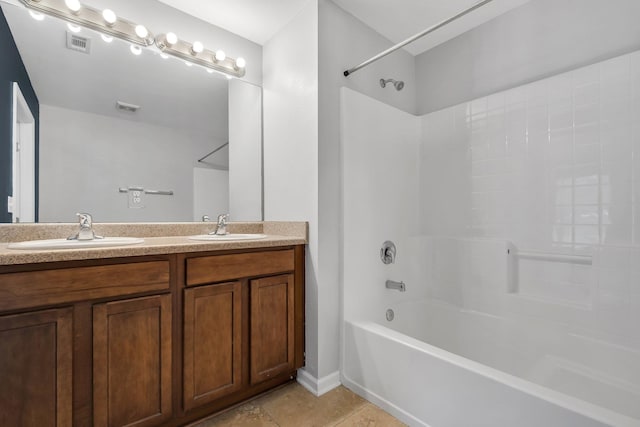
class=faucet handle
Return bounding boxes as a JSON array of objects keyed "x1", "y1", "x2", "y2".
[{"x1": 77, "y1": 212, "x2": 93, "y2": 228}]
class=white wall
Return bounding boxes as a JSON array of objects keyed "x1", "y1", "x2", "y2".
[
  {"x1": 416, "y1": 0, "x2": 640, "y2": 114},
  {"x1": 314, "y1": 0, "x2": 418, "y2": 384},
  {"x1": 341, "y1": 88, "x2": 424, "y2": 323},
  {"x1": 39, "y1": 104, "x2": 225, "y2": 222},
  {"x1": 263, "y1": 0, "x2": 320, "y2": 380},
  {"x1": 229, "y1": 79, "x2": 262, "y2": 221},
  {"x1": 193, "y1": 168, "x2": 228, "y2": 222}
]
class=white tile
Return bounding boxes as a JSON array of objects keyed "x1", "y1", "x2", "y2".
[
  {"x1": 574, "y1": 144, "x2": 600, "y2": 165},
  {"x1": 553, "y1": 186, "x2": 572, "y2": 206},
  {"x1": 552, "y1": 206, "x2": 573, "y2": 224},
  {"x1": 574, "y1": 185, "x2": 599, "y2": 205},
  {"x1": 573, "y1": 164, "x2": 599, "y2": 186},
  {"x1": 574, "y1": 103, "x2": 599, "y2": 127},
  {"x1": 574, "y1": 205, "x2": 599, "y2": 225},
  {"x1": 549, "y1": 100, "x2": 573, "y2": 131},
  {"x1": 527, "y1": 106, "x2": 549, "y2": 134},
  {"x1": 471, "y1": 97, "x2": 488, "y2": 116},
  {"x1": 574, "y1": 124, "x2": 600, "y2": 145},
  {"x1": 574, "y1": 225, "x2": 600, "y2": 245},
  {"x1": 574, "y1": 82, "x2": 599, "y2": 106},
  {"x1": 527, "y1": 80, "x2": 549, "y2": 107},
  {"x1": 487, "y1": 92, "x2": 506, "y2": 111}
]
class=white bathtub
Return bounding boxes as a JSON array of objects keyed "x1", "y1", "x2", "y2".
[{"x1": 342, "y1": 299, "x2": 640, "y2": 427}]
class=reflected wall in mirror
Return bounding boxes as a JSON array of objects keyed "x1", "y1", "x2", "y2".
[{"x1": 0, "y1": 0, "x2": 262, "y2": 223}]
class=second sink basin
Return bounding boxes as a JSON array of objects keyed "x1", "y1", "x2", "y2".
[
  {"x1": 189, "y1": 234, "x2": 267, "y2": 241},
  {"x1": 7, "y1": 237, "x2": 145, "y2": 250}
]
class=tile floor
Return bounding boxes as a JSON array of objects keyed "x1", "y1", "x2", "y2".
[{"x1": 191, "y1": 382, "x2": 406, "y2": 427}]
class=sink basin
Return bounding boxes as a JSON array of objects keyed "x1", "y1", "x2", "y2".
[
  {"x1": 189, "y1": 233, "x2": 267, "y2": 241},
  {"x1": 7, "y1": 237, "x2": 145, "y2": 250}
]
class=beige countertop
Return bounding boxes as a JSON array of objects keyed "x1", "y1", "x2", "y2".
[{"x1": 0, "y1": 222, "x2": 307, "y2": 266}]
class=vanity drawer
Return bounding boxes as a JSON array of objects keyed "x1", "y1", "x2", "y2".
[
  {"x1": 0, "y1": 261, "x2": 170, "y2": 311},
  {"x1": 186, "y1": 250, "x2": 295, "y2": 285}
]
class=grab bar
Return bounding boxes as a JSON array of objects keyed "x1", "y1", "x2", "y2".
[{"x1": 509, "y1": 249, "x2": 592, "y2": 265}]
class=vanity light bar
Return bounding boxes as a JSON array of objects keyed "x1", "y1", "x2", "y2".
[
  {"x1": 155, "y1": 33, "x2": 246, "y2": 78},
  {"x1": 19, "y1": 0, "x2": 154, "y2": 46}
]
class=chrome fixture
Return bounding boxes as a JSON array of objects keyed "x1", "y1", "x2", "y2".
[
  {"x1": 18, "y1": 0, "x2": 154, "y2": 46},
  {"x1": 118, "y1": 187, "x2": 174, "y2": 196},
  {"x1": 381, "y1": 240, "x2": 396, "y2": 264},
  {"x1": 210, "y1": 213, "x2": 229, "y2": 236},
  {"x1": 18, "y1": 0, "x2": 248, "y2": 77},
  {"x1": 385, "y1": 280, "x2": 406, "y2": 292},
  {"x1": 202, "y1": 215, "x2": 210, "y2": 222},
  {"x1": 156, "y1": 33, "x2": 246, "y2": 77},
  {"x1": 380, "y1": 78, "x2": 404, "y2": 91},
  {"x1": 344, "y1": 0, "x2": 495, "y2": 77},
  {"x1": 68, "y1": 212, "x2": 102, "y2": 241},
  {"x1": 386, "y1": 309, "x2": 395, "y2": 321}
]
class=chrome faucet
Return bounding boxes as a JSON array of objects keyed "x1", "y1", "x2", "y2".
[
  {"x1": 385, "y1": 280, "x2": 406, "y2": 292},
  {"x1": 209, "y1": 213, "x2": 229, "y2": 236},
  {"x1": 68, "y1": 212, "x2": 103, "y2": 241}
]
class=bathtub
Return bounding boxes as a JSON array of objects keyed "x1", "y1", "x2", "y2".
[{"x1": 342, "y1": 299, "x2": 640, "y2": 427}]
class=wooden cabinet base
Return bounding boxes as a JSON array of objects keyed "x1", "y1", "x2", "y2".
[{"x1": 0, "y1": 246, "x2": 305, "y2": 427}]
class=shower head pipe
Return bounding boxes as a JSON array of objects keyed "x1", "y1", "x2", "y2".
[{"x1": 380, "y1": 78, "x2": 404, "y2": 91}]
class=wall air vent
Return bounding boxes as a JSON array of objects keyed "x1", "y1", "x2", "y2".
[
  {"x1": 66, "y1": 32, "x2": 91, "y2": 54},
  {"x1": 116, "y1": 101, "x2": 141, "y2": 113}
]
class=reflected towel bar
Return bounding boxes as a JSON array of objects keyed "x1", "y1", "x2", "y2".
[{"x1": 118, "y1": 187, "x2": 174, "y2": 196}]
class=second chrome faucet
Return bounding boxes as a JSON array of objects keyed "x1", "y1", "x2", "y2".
[{"x1": 209, "y1": 213, "x2": 229, "y2": 236}]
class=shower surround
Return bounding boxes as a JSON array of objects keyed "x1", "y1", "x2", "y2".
[{"x1": 341, "y1": 49, "x2": 640, "y2": 426}]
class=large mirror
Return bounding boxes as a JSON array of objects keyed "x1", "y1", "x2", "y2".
[{"x1": 0, "y1": 0, "x2": 262, "y2": 223}]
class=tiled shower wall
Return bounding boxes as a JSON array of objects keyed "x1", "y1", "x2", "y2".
[{"x1": 421, "y1": 50, "x2": 640, "y2": 346}]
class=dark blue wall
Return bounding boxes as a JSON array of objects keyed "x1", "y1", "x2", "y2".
[{"x1": 0, "y1": 7, "x2": 39, "y2": 222}]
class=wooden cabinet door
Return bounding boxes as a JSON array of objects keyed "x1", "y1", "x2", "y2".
[
  {"x1": 250, "y1": 274, "x2": 295, "y2": 384},
  {"x1": 183, "y1": 281, "x2": 243, "y2": 410},
  {"x1": 93, "y1": 295, "x2": 172, "y2": 427},
  {"x1": 0, "y1": 308, "x2": 73, "y2": 427}
]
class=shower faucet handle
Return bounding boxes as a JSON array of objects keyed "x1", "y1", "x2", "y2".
[{"x1": 381, "y1": 240, "x2": 396, "y2": 264}]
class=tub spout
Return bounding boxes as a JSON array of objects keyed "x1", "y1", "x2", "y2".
[{"x1": 386, "y1": 280, "x2": 406, "y2": 292}]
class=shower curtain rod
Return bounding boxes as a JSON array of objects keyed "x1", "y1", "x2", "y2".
[
  {"x1": 197, "y1": 142, "x2": 229, "y2": 163},
  {"x1": 343, "y1": 0, "x2": 494, "y2": 77}
]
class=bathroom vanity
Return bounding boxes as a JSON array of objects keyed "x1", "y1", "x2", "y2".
[{"x1": 0, "y1": 223, "x2": 306, "y2": 427}]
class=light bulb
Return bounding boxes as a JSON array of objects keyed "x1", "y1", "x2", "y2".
[
  {"x1": 165, "y1": 32, "x2": 178, "y2": 46},
  {"x1": 134, "y1": 25, "x2": 148, "y2": 39},
  {"x1": 29, "y1": 10, "x2": 44, "y2": 21},
  {"x1": 235, "y1": 57, "x2": 246, "y2": 68},
  {"x1": 101, "y1": 34, "x2": 113, "y2": 43},
  {"x1": 160, "y1": 53, "x2": 169, "y2": 59},
  {"x1": 130, "y1": 45, "x2": 142, "y2": 56},
  {"x1": 67, "y1": 23, "x2": 81, "y2": 33},
  {"x1": 214, "y1": 50, "x2": 225, "y2": 62},
  {"x1": 191, "y1": 41, "x2": 203, "y2": 54},
  {"x1": 64, "y1": 0, "x2": 81, "y2": 12},
  {"x1": 102, "y1": 9, "x2": 116, "y2": 25}
]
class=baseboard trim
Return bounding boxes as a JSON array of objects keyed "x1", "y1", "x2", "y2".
[
  {"x1": 341, "y1": 373, "x2": 428, "y2": 427},
  {"x1": 297, "y1": 369, "x2": 341, "y2": 396}
]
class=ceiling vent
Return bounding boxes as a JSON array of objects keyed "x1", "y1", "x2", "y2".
[
  {"x1": 116, "y1": 101, "x2": 141, "y2": 113},
  {"x1": 66, "y1": 32, "x2": 91, "y2": 54}
]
